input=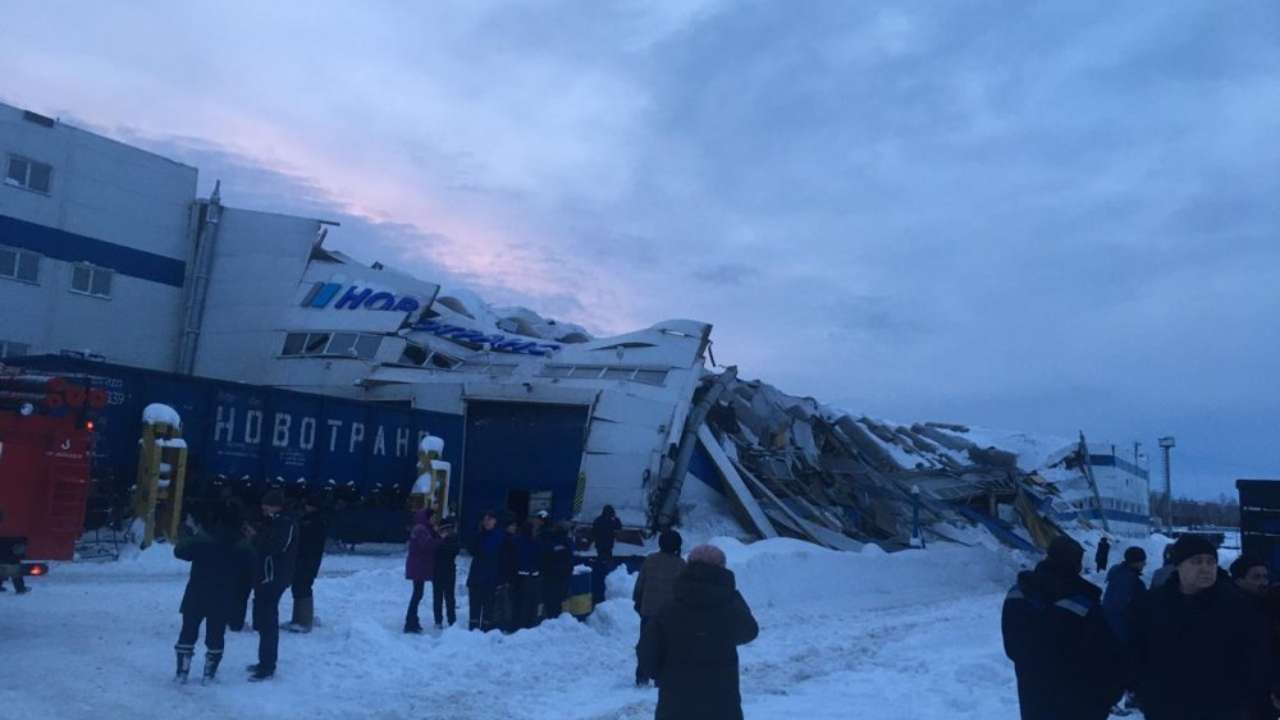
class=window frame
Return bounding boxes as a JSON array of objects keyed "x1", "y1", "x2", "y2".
[
  {"x1": 69, "y1": 262, "x2": 113, "y2": 299},
  {"x1": 4, "y1": 154, "x2": 53, "y2": 194},
  {"x1": 0, "y1": 245, "x2": 41, "y2": 285}
]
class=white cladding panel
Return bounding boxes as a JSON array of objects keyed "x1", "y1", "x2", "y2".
[{"x1": 0, "y1": 102, "x2": 197, "y2": 370}]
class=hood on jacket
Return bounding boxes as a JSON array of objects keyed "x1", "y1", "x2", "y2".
[{"x1": 674, "y1": 561, "x2": 738, "y2": 609}]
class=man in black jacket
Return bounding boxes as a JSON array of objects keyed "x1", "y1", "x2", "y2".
[
  {"x1": 592, "y1": 505, "x2": 622, "y2": 566},
  {"x1": 287, "y1": 495, "x2": 330, "y2": 633},
  {"x1": 172, "y1": 506, "x2": 254, "y2": 683},
  {"x1": 247, "y1": 490, "x2": 297, "y2": 681},
  {"x1": 540, "y1": 519, "x2": 575, "y2": 620},
  {"x1": 1136, "y1": 535, "x2": 1269, "y2": 720},
  {"x1": 637, "y1": 543, "x2": 758, "y2": 720},
  {"x1": 433, "y1": 520, "x2": 460, "y2": 628},
  {"x1": 1002, "y1": 535, "x2": 1123, "y2": 720}
]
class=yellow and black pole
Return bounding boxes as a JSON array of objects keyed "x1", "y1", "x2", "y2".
[{"x1": 133, "y1": 404, "x2": 189, "y2": 548}]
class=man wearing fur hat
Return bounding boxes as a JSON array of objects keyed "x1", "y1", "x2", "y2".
[{"x1": 1137, "y1": 534, "x2": 1269, "y2": 719}]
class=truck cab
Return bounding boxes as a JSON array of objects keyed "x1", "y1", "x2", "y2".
[{"x1": 0, "y1": 366, "x2": 97, "y2": 584}]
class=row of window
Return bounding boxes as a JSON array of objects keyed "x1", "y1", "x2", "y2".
[
  {"x1": 5, "y1": 154, "x2": 53, "y2": 194},
  {"x1": 0, "y1": 340, "x2": 30, "y2": 359},
  {"x1": 0, "y1": 245, "x2": 114, "y2": 298},
  {"x1": 1072, "y1": 497, "x2": 1146, "y2": 515},
  {"x1": 281, "y1": 332, "x2": 383, "y2": 359},
  {"x1": 540, "y1": 364, "x2": 668, "y2": 386}
]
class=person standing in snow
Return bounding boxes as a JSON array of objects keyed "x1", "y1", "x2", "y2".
[
  {"x1": 1103, "y1": 546, "x2": 1148, "y2": 646},
  {"x1": 1229, "y1": 555, "x2": 1279, "y2": 719},
  {"x1": 540, "y1": 518, "x2": 575, "y2": 620},
  {"x1": 592, "y1": 505, "x2": 622, "y2": 567},
  {"x1": 633, "y1": 529, "x2": 686, "y2": 687},
  {"x1": 1001, "y1": 535, "x2": 1123, "y2": 720},
  {"x1": 246, "y1": 490, "x2": 298, "y2": 681},
  {"x1": 1095, "y1": 537, "x2": 1111, "y2": 574},
  {"x1": 466, "y1": 511, "x2": 506, "y2": 632},
  {"x1": 287, "y1": 494, "x2": 331, "y2": 633},
  {"x1": 433, "y1": 520, "x2": 460, "y2": 628},
  {"x1": 172, "y1": 505, "x2": 254, "y2": 683},
  {"x1": 497, "y1": 516, "x2": 522, "y2": 633},
  {"x1": 226, "y1": 496, "x2": 256, "y2": 632},
  {"x1": 404, "y1": 509, "x2": 441, "y2": 634},
  {"x1": 638, "y1": 543, "x2": 758, "y2": 720},
  {"x1": 513, "y1": 519, "x2": 544, "y2": 629},
  {"x1": 1135, "y1": 535, "x2": 1269, "y2": 720}
]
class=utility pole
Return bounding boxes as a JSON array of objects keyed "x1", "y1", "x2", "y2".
[{"x1": 1158, "y1": 436, "x2": 1176, "y2": 529}]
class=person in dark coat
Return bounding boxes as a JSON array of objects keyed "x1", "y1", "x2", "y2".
[
  {"x1": 225, "y1": 496, "x2": 256, "y2": 632},
  {"x1": 634, "y1": 529, "x2": 686, "y2": 687},
  {"x1": 466, "y1": 511, "x2": 505, "y2": 632},
  {"x1": 1136, "y1": 534, "x2": 1270, "y2": 720},
  {"x1": 287, "y1": 495, "x2": 331, "y2": 633},
  {"x1": 496, "y1": 517, "x2": 522, "y2": 633},
  {"x1": 247, "y1": 490, "x2": 298, "y2": 681},
  {"x1": 638, "y1": 543, "x2": 758, "y2": 720},
  {"x1": 433, "y1": 520, "x2": 460, "y2": 628},
  {"x1": 404, "y1": 509, "x2": 440, "y2": 633},
  {"x1": 1002, "y1": 535, "x2": 1123, "y2": 720},
  {"x1": 513, "y1": 520, "x2": 544, "y2": 630},
  {"x1": 1103, "y1": 546, "x2": 1148, "y2": 646},
  {"x1": 1095, "y1": 537, "x2": 1111, "y2": 574},
  {"x1": 1150, "y1": 544, "x2": 1177, "y2": 590},
  {"x1": 540, "y1": 518, "x2": 575, "y2": 620},
  {"x1": 173, "y1": 506, "x2": 254, "y2": 683},
  {"x1": 1230, "y1": 555, "x2": 1279, "y2": 719},
  {"x1": 592, "y1": 505, "x2": 622, "y2": 566}
]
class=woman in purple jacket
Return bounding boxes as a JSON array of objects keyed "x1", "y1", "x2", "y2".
[{"x1": 404, "y1": 509, "x2": 441, "y2": 634}]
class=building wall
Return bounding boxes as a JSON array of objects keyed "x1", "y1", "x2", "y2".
[{"x1": 0, "y1": 103, "x2": 198, "y2": 369}]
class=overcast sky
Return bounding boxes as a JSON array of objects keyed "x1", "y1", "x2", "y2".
[{"x1": 4, "y1": 1, "x2": 1277, "y2": 498}]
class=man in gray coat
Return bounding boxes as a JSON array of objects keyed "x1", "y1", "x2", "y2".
[{"x1": 634, "y1": 529, "x2": 686, "y2": 687}]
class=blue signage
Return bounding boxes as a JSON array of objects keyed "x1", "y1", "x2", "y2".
[
  {"x1": 411, "y1": 320, "x2": 561, "y2": 356},
  {"x1": 302, "y1": 282, "x2": 422, "y2": 313}
]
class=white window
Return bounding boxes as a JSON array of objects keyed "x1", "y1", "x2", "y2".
[
  {"x1": 0, "y1": 245, "x2": 40, "y2": 283},
  {"x1": 71, "y1": 263, "x2": 113, "y2": 298},
  {"x1": 281, "y1": 332, "x2": 382, "y2": 359},
  {"x1": 5, "y1": 155, "x2": 53, "y2": 193},
  {"x1": 0, "y1": 340, "x2": 30, "y2": 358}
]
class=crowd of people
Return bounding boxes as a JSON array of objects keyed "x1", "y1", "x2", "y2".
[
  {"x1": 1002, "y1": 533, "x2": 1279, "y2": 720},
  {"x1": 167, "y1": 494, "x2": 763, "y2": 720}
]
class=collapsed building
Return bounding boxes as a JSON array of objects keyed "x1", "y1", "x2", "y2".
[{"x1": 0, "y1": 100, "x2": 1149, "y2": 549}]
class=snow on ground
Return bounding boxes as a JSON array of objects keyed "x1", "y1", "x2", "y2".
[{"x1": 4, "y1": 536, "x2": 1037, "y2": 720}]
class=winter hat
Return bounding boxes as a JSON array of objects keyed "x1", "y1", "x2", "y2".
[
  {"x1": 658, "y1": 529, "x2": 683, "y2": 554},
  {"x1": 1047, "y1": 535, "x2": 1085, "y2": 574},
  {"x1": 1229, "y1": 555, "x2": 1268, "y2": 580},
  {"x1": 535, "y1": 510, "x2": 550, "y2": 520},
  {"x1": 261, "y1": 490, "x2": 286, "y2": 509},
  {"x1": 1123, "y1": 547, "x2": 1147, "y2": 564},
  {"x1": 1169, "y1": 535, "x2": 1217, "y2": 567},
  {"x1": 687, "y1": 544, "x2": 726, "y2": 568}
]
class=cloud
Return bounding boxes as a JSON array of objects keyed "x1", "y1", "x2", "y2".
[{"x1": 2, "y1": 1, "x2": 1278, "y2": 496}]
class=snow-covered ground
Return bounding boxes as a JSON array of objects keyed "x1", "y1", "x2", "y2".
[{"x1": 1, "y1": 533, "x2": 1179, "y2": 720}]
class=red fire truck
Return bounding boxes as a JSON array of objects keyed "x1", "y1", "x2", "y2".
[{"x1": 0, "y1": 364, "x2": 100, "y2": 586}]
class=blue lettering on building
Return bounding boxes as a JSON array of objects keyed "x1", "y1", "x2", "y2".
[
  {"x1": 411, "y1": 320, "x2": 560, "y2": 356},
  {"x1": 302, "y1": 282, "x2": 422, "y2": 314}
]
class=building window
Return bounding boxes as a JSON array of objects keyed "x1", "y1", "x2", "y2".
[
  {"x1": 281, "y1": 332, "x2": 383, "y2": 359},
  {"x1": 0, "y1": 340, "x2": 30, "y2": 358},
  {"x1": 71, "y1": 263, "x2": 113, "y2": 298},
  {"x1": 5, "y1": 155, "x2": 53, "y2": 194},
  {"x1": 0, "y1": 246, "x2": 40, "y2": 283}
]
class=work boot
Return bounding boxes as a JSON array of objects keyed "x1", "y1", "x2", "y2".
[
  {"x1": 248, "y1": 665, "x2": 275, "y2": 681},
  {"x1": 174, "y1": 645, "x2": 195, "y2": 683},
  {"x1": 202, "y1": 650, "x2": 223, "y2": 684},
  {"x1": 287, "y1": 596, "x2": 314, "y2": 633},
  {"x1": 403, "y1": 617, "x2": 423, "y2": 634}
]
